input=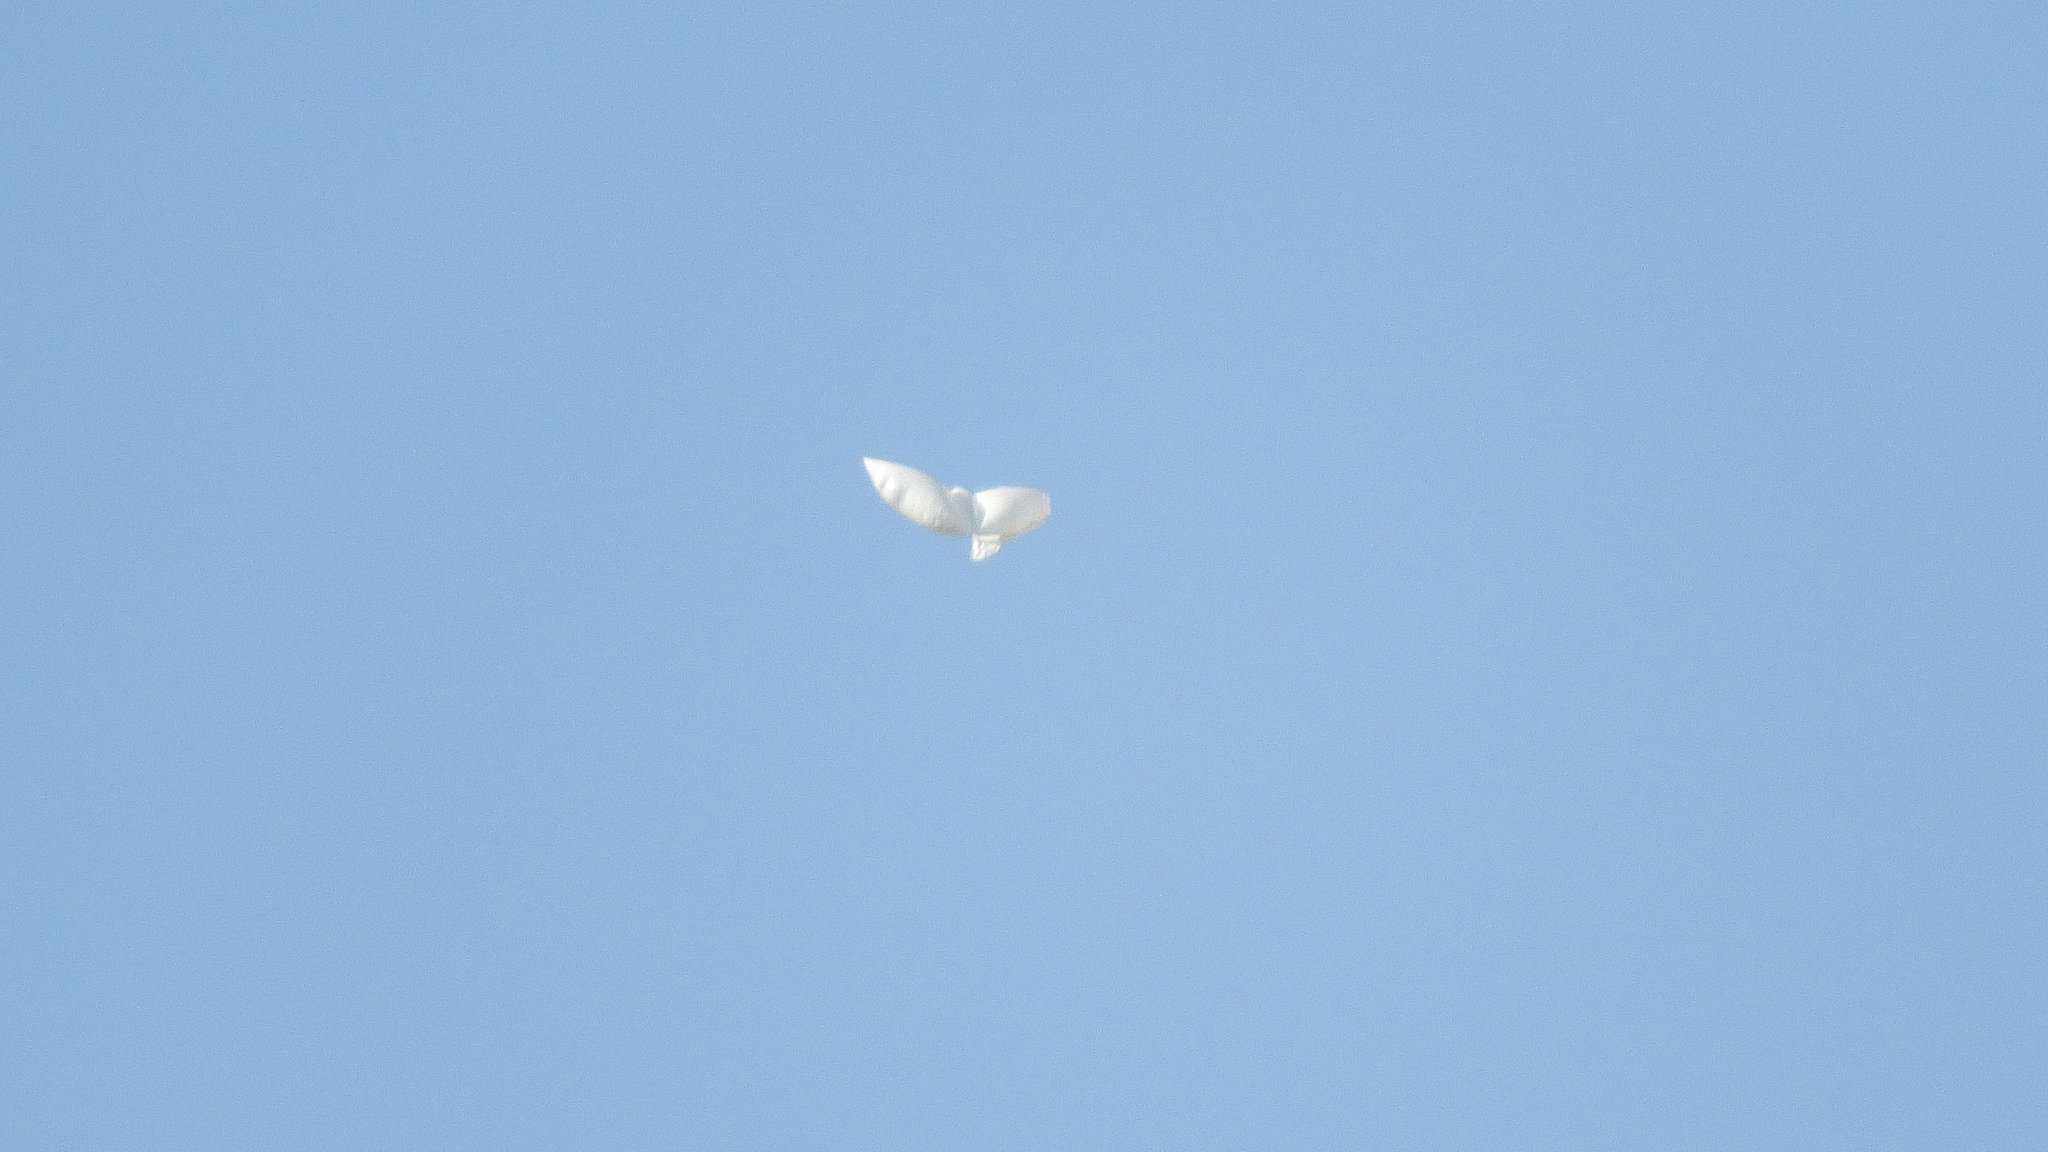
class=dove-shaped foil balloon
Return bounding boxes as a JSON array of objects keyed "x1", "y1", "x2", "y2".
[{"x1": 863, "y1": 457, "x2": 1051, "y2": 560}]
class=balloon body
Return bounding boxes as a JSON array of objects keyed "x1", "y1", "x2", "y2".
[{"x1": 862, "y1": 458, "x2": 1051, "y2": 560}]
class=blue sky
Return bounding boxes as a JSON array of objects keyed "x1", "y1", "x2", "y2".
[{"x1": 4, "y1": 3, "x2": 2043, "y2": 1148}]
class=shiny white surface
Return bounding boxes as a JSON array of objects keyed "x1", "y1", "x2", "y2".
[{"x1": 863, "y1": 457, "x2": 1051, "y2": 560}]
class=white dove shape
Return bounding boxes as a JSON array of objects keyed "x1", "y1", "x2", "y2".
[{"x1": 863, "y1": 457, "x2": 1051, "y2": 561}]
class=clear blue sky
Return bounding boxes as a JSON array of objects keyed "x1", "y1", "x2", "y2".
[{"x1": 4, "y1": 3, "x2": 2043, "y2": 1148}]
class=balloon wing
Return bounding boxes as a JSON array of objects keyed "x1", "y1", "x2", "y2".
[
  {"x1": 863, "y1": 457, "x2": 973, "y2": 536},
  {"x1": 971, "y1": 486, "x2": 1052, "y2": 539}
]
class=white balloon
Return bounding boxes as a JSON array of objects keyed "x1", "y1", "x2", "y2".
[{"x1": 863, "y1": 457, "x2": 1050, "y2": 561}]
